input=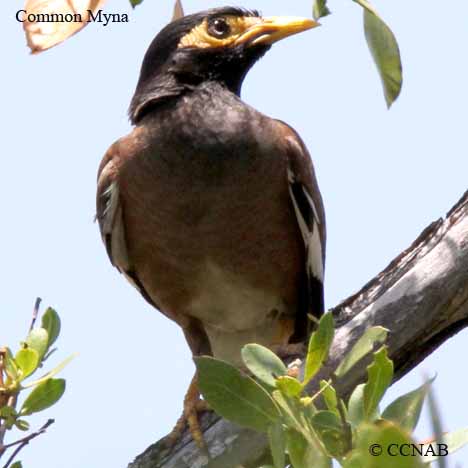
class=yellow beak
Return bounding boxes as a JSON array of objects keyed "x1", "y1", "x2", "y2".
[{"x1": 234, "y1": 16, "x2": 320, "y2": 47}]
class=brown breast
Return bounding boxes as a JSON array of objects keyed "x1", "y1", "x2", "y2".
[{"x1": 114, "y1": 90, "x2": 307, "y2": 364}]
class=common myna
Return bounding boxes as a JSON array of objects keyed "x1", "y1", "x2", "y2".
[{"x1": 97, "y1": 6, "x2": 325, "y2": 447}]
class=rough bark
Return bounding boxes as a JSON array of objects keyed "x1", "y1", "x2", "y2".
[{"x1": 128, "y1": 190, "x2": 468, "y2": 468}]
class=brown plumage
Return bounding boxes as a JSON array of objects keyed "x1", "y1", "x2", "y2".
[{"x1": 96, "y1": 7, "x2": 325, "y2": 447}]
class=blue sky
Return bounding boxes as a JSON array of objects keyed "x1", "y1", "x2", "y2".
[{"x1": 2, "y1": 0, "x2": 468, "y2": 466}]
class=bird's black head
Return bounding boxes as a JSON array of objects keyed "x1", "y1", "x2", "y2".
[{"x1": 129, "y1": 7, "x2": 319, "y2": 123}]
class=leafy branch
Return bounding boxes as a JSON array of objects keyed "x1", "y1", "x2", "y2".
[
  {"x1": 195, "y1": 313, "x2": 468, "y2": 467},
  {"x1": 312, "y1": 0, "x2": 402, "y2": 107},
  {"x1": 0, "y1": 299, "x2": 74, "y2": 468},
  {"x1": 1, "y1": 419, "x2": 54, "y2": 468}
]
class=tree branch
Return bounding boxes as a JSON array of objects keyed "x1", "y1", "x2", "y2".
[
  {"x1": 1, "y1": 419, "x2": 54, "y2": 468},
  {"x1": 127, "y1": 190, "x2": 468, "y2": 468}
]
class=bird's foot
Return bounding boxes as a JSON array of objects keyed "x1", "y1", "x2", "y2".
[
  {"x1": 274, "y1": 342, "x2": 306, "y2": 377},
  {"x1": 164, "y1": 376, "x2": 210, "y2": 450}
]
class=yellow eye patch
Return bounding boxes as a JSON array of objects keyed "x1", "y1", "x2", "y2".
[{"x1": 178, "y1": 16, "x2": 262, "y2": 49}]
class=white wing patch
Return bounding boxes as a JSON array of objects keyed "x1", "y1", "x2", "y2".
[
  {"x1": 100, "y1": 182, "x2": 131, "y2": 272},
  {"x1": 288, "y1": 167, "x2": 324, "y2": 282},
  {"x1": 98, "y1": 179, "x2": 159, "y2": 307}
]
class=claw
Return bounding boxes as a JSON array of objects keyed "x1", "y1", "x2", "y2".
[{"x1": 165, "y1": 374, "x2": 209, "y2": 449}]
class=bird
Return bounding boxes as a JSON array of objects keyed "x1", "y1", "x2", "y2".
[{"x1": 96, "y1": 6, "x2": 325, "y2": 448}]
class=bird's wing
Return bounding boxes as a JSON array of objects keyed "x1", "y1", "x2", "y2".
[
  {"x1": 275, "y1": 120, "x2": 326, "y2": 320},
  {"x1": 96, "y1": 132, "x2": 159, "y2": 308}
]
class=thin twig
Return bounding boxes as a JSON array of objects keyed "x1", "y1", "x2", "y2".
[
  {"x1": 0, "y1": 350, "x2": 6, "y2": 450},
  {"x1": 0, "y1": 349, "x2": 5, "y2": 389},
  {"x1": 0, "y1": 396, "x2": 18, "y2": 458},
  {"x1": 29, "y1": 298, "x2": 42, "y2": 333},
  {"x1": 1, "y1": 419, "x2": 54, "y2": 468}
]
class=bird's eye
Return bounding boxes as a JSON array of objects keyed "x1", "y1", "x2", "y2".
[{"x1": 207, "y1": 18, "x2": 231, "y2": 39}]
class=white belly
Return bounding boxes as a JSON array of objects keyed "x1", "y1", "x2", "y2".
[{"x1": 189, "y1": 261, "x2": 290, "y2": 366}]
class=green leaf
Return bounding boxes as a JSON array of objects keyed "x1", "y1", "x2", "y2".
[
  {"x1": 348, "y1": 383, "x2": 365, "y2": 427},
  {"x1": 311, "y1": 410, "x2": 348, "y2": 458},
  {"x1": 301, "y1": 397, "x2": 318, "y2": 422},
  {"x1": 313, "y1": 0, "x2": 331, "y2": 20},
  {"x1": 286, "y1": 430, "x2": 315, "y2": 468},
  {"x1": 363, "y1": 346, "x2": 393, "y2": 419},
  {"x1": 344, "y1": 421, "x2": 424, "y2": 468},
  {"x1": 20, "y1": 378, "x2": 66, "y2": 416},
  {"x1": 334, "y1": 326, "x2": 388, "y2": 378},
  {"x1": 338, "y1": 398, "x2": 349, "y2": 421},
  {"x1": 23, "y1": 354, "x2": 76, "y2": 388},
  {"x1": 4, "y1": 347, "x2": 19, "y2": 380},
  {"x1": 268, "y1": 422, "x2": 285, "y2": 468},
  {"x1": 353, "y1": 0, "x2": 378, "y2": 15},
  {"x1": 304, "y1": 312, "x2": 334, "y2": 385},
  {"x1": 15, "y1": 419, "x2": 30, "y2": 431},
  {"x1": 0, "y1": 406, "x2": 18, "y2": 419},
  {"x1": 10, "y1": 462, "x2": 22, "y2": 468},
  {"x1": 41, "y1": 307, "x2": 61, "y2": 350},
  {"x1": 15, "y1": 348, "x2": 39, "y2": 380},
  {"x1": 286, "y1": 429, "x2": 332, "y2": 468},
  {"x1": 421, "y1": 428, "x2": 468, "y2": 463},
  {"x1": 426, "y1": 386, "x2": 446, "y2": 468},
  {"x1": 241, "y1": 344, "x2": 287, "y2": 387},
  {"x1": 272, "y1": 390, "x2": 312, "y2": 440},
  {"x1": 354, "y1": 0, "x2": 402, "y2": 108},
  {"x1": 382, "y1": 378, "x2": 434, "y2": 433},
  {"x1": 195, "y1": 357, "x2": 280, "y2": 432},
  {"x1": 25, "y1": 328, "x2": 48, "y2": 361},
  {"x1": 129, "y1": 0, "x2": 143, "y2": 8},
  {"x1": 276, "y1": 376, "x2": 303, "y2": 397},
  {"x1": 319, "y1": 380, "x2": 338, "y2": 414}
]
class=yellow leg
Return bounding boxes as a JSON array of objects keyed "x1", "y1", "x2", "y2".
[
  {"x1": 165, "y1": 374, "x2": 209, "y2": 449},
  {"x1": 274, "y1": 342, "x2": 306, "y2": 377}
]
